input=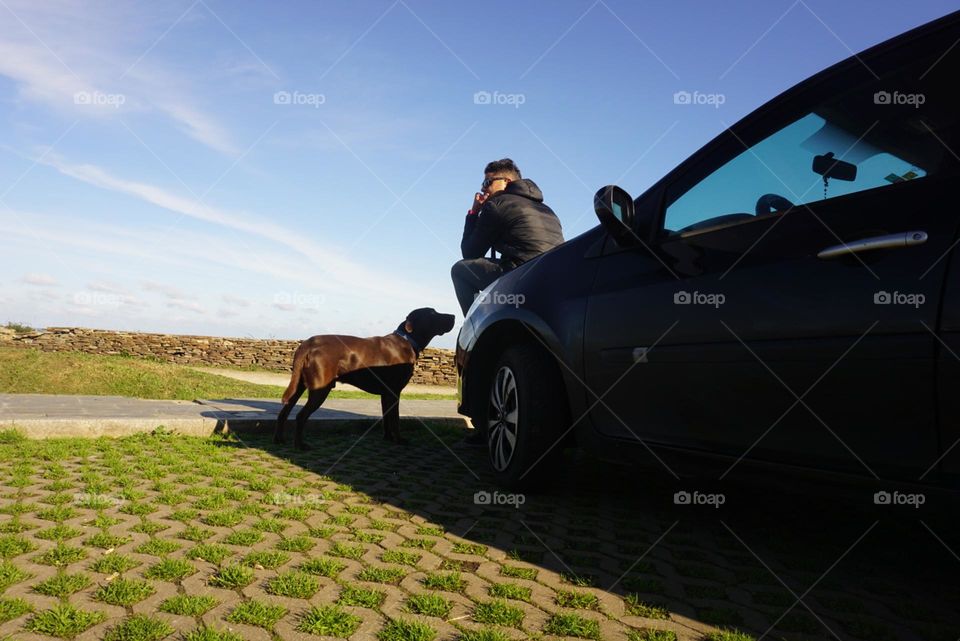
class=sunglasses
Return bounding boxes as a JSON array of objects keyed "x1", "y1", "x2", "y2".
[{"x1": 482, "y1": 176, "x2": 509, "y2": 189}]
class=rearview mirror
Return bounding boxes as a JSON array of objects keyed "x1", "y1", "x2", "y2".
[
  {"x1": 813, "y1": 152, "x2": 857, "y2": 182},
  {"x1": 594, "y1": 185, "x2": 637, "y2": 246}
]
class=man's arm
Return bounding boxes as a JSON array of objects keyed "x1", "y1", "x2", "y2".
[{"x1": 460, "y1": 201, "x2": 501, "y2": 259}]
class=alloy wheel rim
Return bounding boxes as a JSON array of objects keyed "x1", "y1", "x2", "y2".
[{"x1": 488, "y1": 365, "x2": 519, "y2": 472}]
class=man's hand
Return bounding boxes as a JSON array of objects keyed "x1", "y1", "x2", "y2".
[{"x1": 469, "y1": 192, "x2": 487, "y2": 215}]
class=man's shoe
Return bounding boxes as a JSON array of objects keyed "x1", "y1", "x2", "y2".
[{"x1": 463, "y1": 429, "x2": 487, "y2": 447}]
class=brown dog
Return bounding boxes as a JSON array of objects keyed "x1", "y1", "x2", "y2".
[{"x1": 274, "y1": 308, "x2": 455, "y2": 449}]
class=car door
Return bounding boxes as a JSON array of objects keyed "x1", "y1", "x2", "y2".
[{"x1": 583, "y1": 16, "x2": 960, "y2": 478}]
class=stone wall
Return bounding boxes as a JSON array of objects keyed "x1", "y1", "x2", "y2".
[{"x1": 0, "y1": 327, "x2": 457, "y2": 387}]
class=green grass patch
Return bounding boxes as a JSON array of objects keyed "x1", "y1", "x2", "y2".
[
  {"x1": 338, "y1": 583, "x2": 385, "y2": 608},
  {"x1": 421, "y1": 571, "x2": 465, "y2": 592},
  {"x1": 222, "y1": 530, "x2": 263, "y2": 546},
  {"x1": 275, "y1": 535, "x2": 314, "y2": 552},
  {"x1": 299, "y1": 556, "x2": 346, "y2": 578},
  {"x1": 35, "y1": 524, "x2": 83, "y2": 542},
  {"x1": 144, "y1": 557, "x2": 196, "y2": 581},
  {"x1": 473, "y1": 599, "x2": 525, "y2": 627},
  {"x1": 382, "y1": 549, "x2": 421, "y2": 566},
  {"x1": 489, "y1": 582, "x2": 531, "y2": 602},
  {"x1": 178, "y1": 525, "x2": 216, "y2": 542},
  {"x1": 267, "y1": 571, "x2": 320, "y2": 598},
  {"x1": 85, "y1": 531, "x2": 131, "y2": 549},
  {"x1": 104, "y1": 614, "x2": 174, "y2": 641},
  {"x1": 452, "y1": 542, "x2": 488, "y2": 556},
  {"x1": 500, "y1": 565, "x2": 537, "y2": 580},
  {"x1": 134, "y1": 538, "x2": 181, "y2": 556},
  {"x1": 182, "y1": 627, "x2": 244, "y2": 641},
  {"x1": 703, "y1": 630, "x2": 756, "y2": 641},
  {"x1": 556, "y1": 589, "x2": 600, "y2": 610},
  {"x1": 329, "y1": 541, "x2": 365, "y2": 560},
  {"x1": 186, "y1": 544, "x2": 233, "y2": 565},
  {"x1": 95, "y1": 577, "x2": 155, "y2": 606},
  {"x1": 227, "y1": 599, "x2": 287, "y2": 629},
  {"x1": 243, "y1": 550, "x2": 290, "y2": 569},
  {"x1": 26, "y1": 603, "x2": 106, "y2": 638},
  {"x1": 0, "y1": 559, "x2": 31, "y2": 589},
  {"x1": 625, "y1": 595, "x2": 669, "y2": 619},
  {"x1": 404, "y1": 593, "x2": 452, "y2": 618},
  {"x1": 0, "y1": 596, "x2": 32, "y2": 623},
  {"x1": 35, "y1": 543, "x2": 86, "y2": 567},
  {"x1": 544, "y1": 613, "x2": 601, "y2": 640},
  {"x1": 627, "y1": 629, "x2": 677, "y2": 641},
  {"x1": 298, "y1": 604, "x2": 362, "y2": 637},
  {"x1": 377, "y1": 618, "x2": 437, "y2": 641},
  {"x1": 209, "y1": 564, "x2": 255, "y2": 589},
  {"x1": 34, "y1": 571, "x2": 92, "y2": 597},
  {"x1": 357, "y1": 566, "x2": 407, "y2": 584},
  {"x1": 159, "y1": 594, "x2": 219, "y2": 616},
  {"x1": 457, "y1": 629, "x2": 513, "y2": 641},
  {"x1": 201, "y1": 510, "x2": 244, "y2": 528},
  {"x1": 91, "y1": 553, "x2": 141, "y2": 574},
  {"x1": 0, "y1": 534, "x2": 35, "y2": 558}
]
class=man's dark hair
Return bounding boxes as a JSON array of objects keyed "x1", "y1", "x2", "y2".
[{"x1": 484, "y1": 158, "x2": 521, "y2": 179}]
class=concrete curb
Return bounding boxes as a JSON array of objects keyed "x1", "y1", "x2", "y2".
[{"x1": 1, "y1": 415, "x2": 470, "y2": 439}]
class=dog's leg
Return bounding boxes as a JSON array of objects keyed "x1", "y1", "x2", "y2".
[
  {"x1": 294, "y1": 385, "x2": 332, "y2": 450},
  {"x1": 380, "y1": 392, "x2": 406, "y2": 445},
  {"x1": 274, "y1": 381, "x2": 306, "y2": 444}
]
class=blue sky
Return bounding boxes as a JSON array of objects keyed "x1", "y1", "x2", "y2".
[{"x1": 1, "y1": 0, "x2": 955, "y2": 348}]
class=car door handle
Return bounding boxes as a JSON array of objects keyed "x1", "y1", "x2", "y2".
[{"x1": 817, "y1": 231, "x2": 928, "y2": 259}]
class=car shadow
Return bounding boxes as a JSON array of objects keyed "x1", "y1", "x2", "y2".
[{"x1": 212, "y1": 421, "x2": 960, "y2": 641}]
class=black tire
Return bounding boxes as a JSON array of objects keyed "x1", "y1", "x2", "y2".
[{"x1": 485, "y1": 343, "x2": 568, "y2": 489}]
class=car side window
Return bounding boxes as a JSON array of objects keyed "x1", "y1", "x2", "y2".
[{"x1": 663, "y1": 112, "x2": 927, "y2": 234}]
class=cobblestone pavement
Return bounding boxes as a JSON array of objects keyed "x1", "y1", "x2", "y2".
[{"x1": 0, "y1": 424, "x2": 957, "y2": 641}]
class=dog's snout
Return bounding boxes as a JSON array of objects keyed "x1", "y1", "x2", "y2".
[{"x1": 441, "y1": 314, "x2": 455, "y2": 333}]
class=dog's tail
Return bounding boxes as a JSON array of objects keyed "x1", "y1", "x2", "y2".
[{"x1": 281, "y1": 350, "x2": 306, "y2": 405}]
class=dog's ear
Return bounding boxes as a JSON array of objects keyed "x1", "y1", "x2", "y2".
[{"x1": 404, "y1": 320, "x2": 413, "y2": 332}]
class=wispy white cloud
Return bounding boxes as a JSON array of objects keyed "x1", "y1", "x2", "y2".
[{"x1": 22, "y1": 272, "x2": 58, "y2": 286}]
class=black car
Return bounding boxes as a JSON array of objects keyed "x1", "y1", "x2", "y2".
[{"x1": 456, "y1": 10, "x2": 960, "y2": 488}]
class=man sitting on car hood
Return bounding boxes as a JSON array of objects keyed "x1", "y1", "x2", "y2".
[{"x1": 451, "y1": 157, "x2": 564, "y2": 315}]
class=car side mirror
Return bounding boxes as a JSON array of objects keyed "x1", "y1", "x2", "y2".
[
  {"x1": 594, "y1": 185, "x2": 638, "y2": 247},
  {"x1": 813, "y1": 152, "x2": 857, "y2": 182}
]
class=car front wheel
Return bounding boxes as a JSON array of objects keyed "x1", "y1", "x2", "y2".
[{"x1": 485, "y1": 344, "x2": 566, "y2": 488}]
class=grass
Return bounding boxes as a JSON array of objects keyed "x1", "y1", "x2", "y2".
[
  {"x1": 382, "y1": 549, "x2": 421, "y2": 566},
  {"x1": 0, "y1": 346, "x2": 455, "y2": 399},
  {"x1": 357, "y1": 566, "x2": 407, "y2": 584},
  {"x1": 186, "y1": 544, "x2": 234, "y2": 564},
  {"x1": 457, "y1": 629, "x2": 513, "y2": 641},
  {"x1": 544, "y1": 613, "x2": 602, "y2": 640},
  {"x1": 627, "y1": 630, "x2": 677, "y2": 641},
  {"x1": 95, "y1": 577, "x2": 155, "y2": 606},
  {"x1": 297, "y1": 605, "x2": 362, "y2": 637},
  {"x1": 209, "y1": 564, "x2": 255, "y2": 589},
  {"x1": 500, "y1": 565, "x2": 537, "y2": 580},
  {"x1": 91, "y1": 554, "x2": 141, "y2": 574},
  {"x1": 404, "y1": 593, "x2": 452, "y2": 618},
  {"x1": 421, "y1": 571, "x2": 465, "y2": 592},
  {"x1": 35, "y1": 543, "x2": 87, "y2": 567},
  {"x1": 104, "y1": 614, "x2": 174, "y2": 641},
  {"x1": 703, "y1": 631, "x2": 756, "y2": 641},
  {"x1": 625, "y1": 595, "x2": 670, "y2": 619},
  {"x1": 0, "y1": 597, "x2": 32, "y2": 623},
  {"x1": 0, "y1": 559, "x2": 31, "y2": 589},
  {"x1": 299, "y1": 556, "x2": 346, "y2": 578},
  {"x1": 473, "y1": 600, "x2": 525, "y2": 627},
  {"x1": 33, "y1": 571, "x2": 92, "y2": 597},
  {"x1": 267, "y1": 571, "x2": 320, "y2": 598},
  {"x1": 26, "y1": 603, "x2": 106, "y2": 638},
  {"x1": 159, "y1": 594, "x2": 220, "y2": 616},
  {"x1": 243, "y1": 550, "x2": 290, "y2": 569},
  {"x1": 227, "y1": 599, "x2": 287, "y2": 629},
  {"x1": 556, "y1": 590, "x2": 600, "y2": 610},
  {"x1": 338, "y1": 583, "x2": 386, "y2": 608},
  {"x1": 377, "y1": 618, "x2": 437, "y2": 641},
  {"x1": 222, "y1": 530, "x2": 262, "y2": 546},
  {"x1": 183, "y1": 628, "x2": 243, "y2": 641},
  {"x1": 144, "y1": 557, "x2": 196, "y2": 581},
  {"x1": 489, "y1": 582, "x2": 531, "y2": 602}
]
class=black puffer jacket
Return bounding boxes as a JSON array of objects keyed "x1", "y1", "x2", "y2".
[{"x1": 460, "y1": 179, "x2": 564, "y2": 268}]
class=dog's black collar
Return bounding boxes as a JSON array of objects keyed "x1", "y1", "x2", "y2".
[{"x1": 393, "y1": 329, "x2": 422, "y2": 356}]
